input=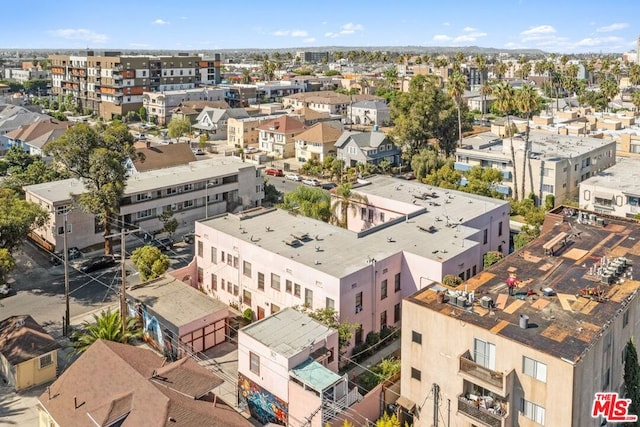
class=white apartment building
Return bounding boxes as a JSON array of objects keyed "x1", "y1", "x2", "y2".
[
  {"x1": 579, "y1": 157, "x2": 640, "y2": 218},
  {"x1": 142, "y1": 87, "x2": 226, "y2": 126}
]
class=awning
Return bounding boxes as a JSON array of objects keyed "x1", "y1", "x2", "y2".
[
  {"x1": 396, "y1": 396, "x2": 416, "y2": 412},
  {"x1": 593, "y1": 192, "x2": 613, "y2": 200}
]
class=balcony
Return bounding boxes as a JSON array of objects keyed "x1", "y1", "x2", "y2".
[
  {"x1": 454, "y1": 162, "x2": 473, "y2": 172},
  {"x1": 457, "y1": 395, "x2": 508, "y2": 427},
  {"x1": 459, "y1": 353, "x2": 511, "y2": 395}
]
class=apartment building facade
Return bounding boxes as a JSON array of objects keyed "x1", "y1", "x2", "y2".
[
  {"x1": 226, "y1": 113, "x2": 287, "y2": 149},
  {"x1": 50, "y1": 51, "x2": 200, "y2": 121},
  {"x1": 399, "y1": 208, "x2": 640, "y2": 427},
  {"x1": 142, "y1": 87, "x2": 226, "y2": 126},
  {"x1": 24, "y1": 158, "x2": 264, "y2": 251},
  {"x1": 257, "y1": 115, "x2": 306, "y2": 158}
]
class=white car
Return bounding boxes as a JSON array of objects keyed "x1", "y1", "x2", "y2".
[
  {"x1": 286, "y1": 173, "x2": 302, "y2": 181},
  {"x1": 302, "y1": 178, "x2": 320, "y2": 186}
]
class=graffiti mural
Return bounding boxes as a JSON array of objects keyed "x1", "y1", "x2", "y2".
[{"x1": 238, "y1": 373, "x2": 287, "y2": 425}]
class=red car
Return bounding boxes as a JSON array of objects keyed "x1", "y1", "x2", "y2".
[{"x1": 265, "y1": 168, "x2": 284, "y2": 177}]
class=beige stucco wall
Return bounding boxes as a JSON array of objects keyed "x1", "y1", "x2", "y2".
[{"x1": 15, "y1": 350, "x2": 58, "y2": 391}]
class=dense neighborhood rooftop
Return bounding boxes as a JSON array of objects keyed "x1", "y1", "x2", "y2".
[{"x1": 579, "y1": 157, "x2": 640, "y2": 195}]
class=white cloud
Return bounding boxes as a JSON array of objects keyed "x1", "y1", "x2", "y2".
[
  {"x1": 290, "y1": 30, "x2": 308, "y2": 37},
  {"x1": 273, "y1": 29, "x2": 309, "y2": 37},
  {"x1": 303, "y1": 37, "x2": 316, "y2": 43},
  {"x1": 454, "y1": 32, "x2": 487, "y2": 43},
  {"x1": 433, "y1": 34, "x2": 452, "y2": 41},
  {"x1": 596, "y1": 22, "x2": 628, "y2": 32},
  {"x1": 520, "y1": 25, "x2": 556, "y2": 36},
  {"x1": 153, "y1": 19, "x2": 169, "y2": 25},
  {"x1": 49, "y1": 28, "x2": 108, "y2": 44},
  {"x1": 273, "y1": 30, "x2": 290, "y2": 36},
  {"x1": 463, "y1": 26, "x2": 477, "y2": 32},
  {"x1": 340, "y1": 22, "x2": 364, "y2": 35},
  {"x1": 325, "y1": 32, "x2": 338, "y2": 38},
  {"x1": 576, "y1": 36, "x2": 623, "y2": 46}
]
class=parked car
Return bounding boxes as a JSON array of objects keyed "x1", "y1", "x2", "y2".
[
  {"x1": 244, "y1": 146, "x2": 258, "y2": 154},
  {"x1": 0, "y1": 284, "x2": 15, "y2": 299},
  {"x1": 149, "y1": 237, "x2": 174, "y2": 251},
  {"x1": 50, "y1": 247, "x2": 82, "y2": 265},
  {"x1": 321, "y1": 182, "x2": 337, "y2": 191},
  {"x1": 265, "y1": 168, "x2": 284, "y2": 177},
  {"x1": 183, "y1": 231, "x2": 195, "y2": 244},
  {"x1": 79, "y1": 255, "x2": 116, "y2": 273},
  {"x1": 302, "y1": 178, "x2": 320, "y2": 187},
  {"x1": 285, "y1": 173, "x2": 302, "y2": 181},
  {"x1": 192, "y1": 148, "x2": 205, "y2": 155}
]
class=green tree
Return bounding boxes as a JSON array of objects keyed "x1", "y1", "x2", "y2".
[
  {"x1": 131, "y1": 245, "x2": 170, "y2": 282},
  {"x1": 331, "y1": 183, "x2": 368, "y2": 229},
  {"x1": 263, "y1": 179, "x2": 282, "y2": 205},
  {"x1": 410, "y1": 148, "x2": 445, "y2": 181},
  {"x1": 376, "y1": 412, "x2": 401, "y2": 427},
  {"x1": 279, "y1": 186, "x2": 331, "y2": 222},
  {"x1": 138, "y1": 106, "x2": 147, "y2": 122},
  {"x1": 44, "y1": 122, "x2": 138, "y2": 254},
  {"x1": 423, "y1": 160, "x2": 461, "y2": 189},
  {"x1": 4, "y1": 145, "x2": 35, "y2": 171},
  {"x1": 70, "y1": 309, "x2": 142, "y2": 354},
  {"x1": 1, "y1": 158, "x2": 69, "y2": 194},
  {"x1": 0, "y1": 248, "x2": 16, "y2": 285},
  {"x1": 629, "y1": 64, "x2": 640, "y2": 86},
  {"x1": 599, "y1": 78, "x2": 619, "y2": 112},
  {"x1": 159, "y1": 208, "x2": 178, "y2": 237},
  {"x1": 462, "y1": 166, "x2": 504, "y2": 198},
  {"x1": 298, "y1": 307, "x2": 357, "y2": 354},
  {"x1": 623, "y1": 338, "x2": 640, "y2": 424},
  {"x1": 22, "y1": 79, "x2": 49, "y2": 95},
  {"x1": 447, "y1": 72, "x2": 468, "y2": 148},
  {"x1": 0, "y1": 188, "x2": 48, "y2": 251},
  {"x1": 515, "y1": 85, "x2": 542, "y2": 200},
  {"x1": 167, "y1": 117, "x2": 192, "y2": 139},
  {"x1": 483, "y1": 250, "x2": 504, "y2": 268},
  {"x1": 493, "y1": 82, "x2": 519, "y2": 200}
]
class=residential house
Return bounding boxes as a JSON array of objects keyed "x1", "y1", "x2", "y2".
[
  {"x1": 335, "y1": 130, "x2": 401, "y2": 168},
  {"x1": 24, "y1": 157, "x2": 264, "y2": 251},
  {"x1": 291, "y1": 107, "x2": 333, "y2": 126},
  {"x1": 227, "y1": 113, "x2": 287, "y2": 149},
  {"x1": 0, "y1": 315, "x2": 60, "y2": 391},
  {"x1": 294, "y1": 121, "x2": 343, "y2": 162},
  {"x1": 219, "y1": 84, "x2": 257, "y2": 107},
  {"x1": 192, "y1": 107, "x2": 249, "y2": 141},
  {"x1": 258, "y1": 115, "x2": 306, "y2": 158},
  {"x1": 127, "y1": 275, "x2": 229, "y2": 359},
  {"x1": 455, "y1": 131, "x2": 616, "y2": 204},
  {"x1": 398, "y1": 207, "x2": 640, "y2": 427},
  {"x1": 170, "y1": 100, "x2": 230, "y2": 125},
  {"x1": 0, "y1": 104, "x2": 50, "y2": 153},
  {"x1": 188, "y1": 176, "x2": 508, "y2": 356},
  {"x1": 255, "y1": 80, "x2": 305, "y2": 102},
  {"x1": 36, "y1": 339, "x2": 251, "y2": 427},
  {"x1": 5, "y1": 119, "x2": 71, "y2": 157},
  {"x1": 238, "y1": 307, "x2": 360, "y2": 427},
  {"x1": 125, "y1": 143, "x2": 197, "y2": 174},
  {"x1": 143, "y1": 87, "x2": 226, "y2": 126},
  {"x1": 579, "y1": 157, "x2": 640, "y2": 218},
  {"x1": 490, "y1": 116, "x2": 528, "y2": 137},
  {"x1": 346, "y1": 100, "x2": 390, "y2": 126},
  {"x1": 282, "y1": 91, "x2": 381, "y2": 116}
]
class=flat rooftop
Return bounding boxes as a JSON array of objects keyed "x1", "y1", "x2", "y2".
[
  {"x1": 127, "y1": 276, "x2": 227, "y2": 327},
  {"x1": 408, "y1": 208, "x2": 640, "y2": 363},
  {"x1": 580, "y1": 157, "x2": 640, "y2": 195},
  {"x1": 240, "y1": 307, "x2": 334, "y2": 359}
]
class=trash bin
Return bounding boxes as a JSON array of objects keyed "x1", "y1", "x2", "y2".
[{"x1": 519, "y1": 314, "x2": 529, "y2": 329}]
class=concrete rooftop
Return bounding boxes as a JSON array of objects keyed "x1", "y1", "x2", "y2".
[{"x1": 580, "y1": 157, "x2": 640, "y2": 195}]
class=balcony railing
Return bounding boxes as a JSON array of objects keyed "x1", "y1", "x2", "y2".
[
  {"x1": 459, "y1": 355, "x2": 504, "y2": 390},
  {"x1": 457, "y1": 395, "x2": 507, "y2": 427}
]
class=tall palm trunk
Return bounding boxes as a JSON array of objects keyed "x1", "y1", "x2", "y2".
[
  {"x1": 520, "y1": 124, "x2": 530, "y2": 201},
  {"x1": 457, "y1": 100, "x2": 463, "y2": 148},
  {"x1": 507, "y1": 116, "x2": 519, "y2": 201}
]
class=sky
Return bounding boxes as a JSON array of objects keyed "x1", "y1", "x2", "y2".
[{"x1": 3, "y1": 0, "x2": 639, "y2": 54}]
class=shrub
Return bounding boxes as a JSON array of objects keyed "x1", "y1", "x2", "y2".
[
  {"x1": 443, "y1": 274, "x2": 462, "y2": 287},
  {"x1": 242, "y1": 308, "x2": 254, "y2": 322}
]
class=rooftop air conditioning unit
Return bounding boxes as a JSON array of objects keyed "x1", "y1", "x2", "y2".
[
  {"x1": 456, "y1": 296, "x2": 467, "y2": 308},
  {"x1": 480, "y1": 296, "x2": 493, "y2": 309}
]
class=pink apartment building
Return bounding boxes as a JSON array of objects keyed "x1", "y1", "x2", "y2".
[{"x1": 191, "y1": 176, "x2": 509, "y2": 357}]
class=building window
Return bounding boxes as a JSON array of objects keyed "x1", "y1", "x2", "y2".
[
  {"x1": 271, "y1": 273, "x2": 281, "y2": 291},
  {"x1": 243, "y1": 261, "x2": 252, "y2": 278},
  {"x1": 305, "y1": 288, "x2": 313, "y2": 308},
  {"x1": 412, "y1": 331, "x2": 422, "y2": 344},
  {"x1": 57, "y1": 223, "x2": 72, "y2": 235},
  {"x1": 271, "y1": 303, "x2": 280, "y2": 314},
  {"x1": 483, "y1": 229, "x2": 488, "y2": 244},
  {"x1": 624, "y1": 310, "x2": 630, "y2": 327},
  {"x1": 257, "y1": 272, "x2": 265, "y2": 290},
  {"x1": 243, "y1": 289, "x2": 252, "y2": 307},
  {"x1": 56, "y1": 205, "x2": 71, "y2": 215},
  {"x1": 411, "y1": 367, "x2": 421, "y2": 381},
  {"x1": 211, "y1": 247, "x2": 217, "y2": 264},
  {"x1": 326, "y1": 297, "x2": 335, "y2": 310},
  {"x1": 498, "y1": 221, "x2": 503, "y2": 236},
  {"x1": 197, "y1": 267, "x2": 203, "y2": 284},
  {"x1": 394, "y1": 273, "x2": 401, "y2": 292},
  {"x1": 394, "y1": 303, "x2": 401, "y2": 323},
  {"x1": 197, "y1": 241, "x2": 203, "y2": 257},
  {"x1": 250, "y1": 352, "x2": 260, "y2": 375},
  {"x1": 355, "y1": 292, "x2": 363, "y2": 313},
  {"x1": 39, "y1": 353, "x2": 53, "y2": 369},
  {"x1": 474, "y1": 338, "x2": 496, "y2": 370},
  {"x1": 541, "y1": 184, "x2": 554, "y2": 194},
  {"x1": 221, "y1": 279, "x2": 225, "y2": 292},
  {"x1": 285, "y1": 280, "x2": 292, "y2": 294},
  {"x1": 380, "y1": 310, "x2": 387, "y2": 329},
  {"x1": 226, "y1": 253, "x2": 232, "y2": 266},
  {"x1": 355, "y1": 325, "x2": 363, "y2": 345},
  {"x1": 380, "y1": 212, "x2": 385, "y2": 222},
  {"x1": 523, "y1": 356, "x2": 547, "y2": 382},
  {"x1": 211, "y1": 273, "x2": 217, "y2": 291},
  {"x1": 521, "y1": 399, "x2": 545, "y2": 425},
  {"x1": 381, "y1": 279, "x2": 388, "y2": 300},
  {"x1": 294, "y1": 283, "x2": 301, "y2": 298}
]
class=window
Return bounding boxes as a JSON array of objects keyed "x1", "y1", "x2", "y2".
[
  {"x1": 227, "y1": 253, "x2": 232, "y2": 266},
  {"x1": 498, "y1": 221, "x2": 503, "y2": 236},
  {"x1": 57, "y1": 223, "x2": 72, "y2": 235},
  {"x1": 271, "y1": 273, "x2": 281, "y2": 291},
  {"x1": 412, "y1": 331, "x2": 422, "y2": 344},
  {"x1": 233, "y1": 256, "x2": 239, "y2": 269},
  {"x1": 474, "y1": 338, "x2": 496, "y2": 370},
  {"x1": 39, "y1": 353, "x2": 53, "y2": 369},
  {"x1": 197, "y1": 267, "x2": 203, "y2": 284},
  {"x1": 355, "y1": 325, "x2": 363, "y2": 344},
  {"x1": 286, "y1": 280, "x2": 292, "y2": 294},
  {"x1": 360, "y1": 207, "x2": 367, "y2": 220},
  {"x1": 221, "y1": 279, "x2": 225, "y2": 291},
  {"x1": 56, "y1": 205, "x2": 70, "y2": 215},
  {"x1": 305, "y1": 288, "x2": 313, "y2": 308},
  {"x1": 523, "y1": 356, "x2": 547, "y2": 382},
  {"x1": 394, "y1": 303, "x2": 401, "y2": 323},
  {"x1": 211, "y1": 247, "x2": 217, "y2": 264},
  {"x1": 211, "y1": 274, "x2": 217, "y2": 291},
  {"x1": 381, "y1": 279, "x2": 388, "y2": 299},
  {"x1": 380, "y1": 310, "x2": 387, "y2": 329},
  {"x1": 411, "y1": 367, "x2": 421, "y2": 381},
  {"x1": 136, "y1": 192, "x2": 152, "y2": 201},
  {"x1": 137, "y1": 209, "x2": 153, "y2": 219},
  {"x1": 380, "y1": 212, "x2": 385, "y2": 222},
  {"x1": 271, "y1": 303, "x2": 280, "y2": 314},
  {"x1": 294, "y1": 283, "x2": 301, "y2": 297},
  {"x1": 233, "y1": 284, "x2": 239, "y2": 296},
  {"x1": 243, "y1": 261, "x2": 252, "y2": 278},
  {"x1": 394, "y1": 273, "x2": 401, "y2": 292},
  {"x1": 483, "y1": 229, "x2": 488, "y2": 245},
  {"x1": 258, "y1": 273, "x2": 265, "y2": 290},
  {"x1": 184, "y1": 199, "x2": 194, "y2": 208},
  {"x1": 250, "y1": 352, "x2": 260, "y2": 375},
  {"x1": 326, "y1": 297, "x2": 335, "y2": 310},
  {"x1": 521, "y1": 399, "x2": 545, "y2": 424},
  {"x1": 355, "y1": 292, "x2": 363, "y2": 313},
  {"x1": 624, "y1": 310, "x2": 630, "y2": 327},
  {"x1": 221, "y1": 250, "x2": 225, "y2": 262}
]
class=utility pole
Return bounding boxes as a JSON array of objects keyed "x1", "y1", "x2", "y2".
[{"x1": 63, "y1": 213, "x2": 70, "y2": 336}]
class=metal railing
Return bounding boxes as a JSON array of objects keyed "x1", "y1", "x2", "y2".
[
  {"x1": 459, "y1": 355, "x2": 504, "y2": 389},
  {"x1": 457, "y1": 395, "x2": 507, "y2": 427}
]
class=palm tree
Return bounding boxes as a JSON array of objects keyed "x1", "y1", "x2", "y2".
[
  {"x1": 475, "y1": 55, "x2": 488, "y2": 118},
  {"x1": 331, "y1": 183, "x2": 367, "y2": 229},
  {"x1": 70, "y1": 309, "x2": 142, "y2": 354},
  {"x1": 447, "y1": 72, "x2": 467, "y2": 148},
  {"x1": 629, "y1": 64, "x2": 640, "y2": 87},
  {"x1": 515, "y1": 85, "x2": 541, "y2": 201},
  {"x1": 492, "y1": 82, "x2": 519, "y2": 200},
  {"x1": 631, "y1": 90, "x2": 640, "y2": 113},
  {"x1": 600, "y1": 78, "x2": 620, "y2": 112},
  {"x1": 494, "y1": 61, "x2": 508, "y2": 81}
]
